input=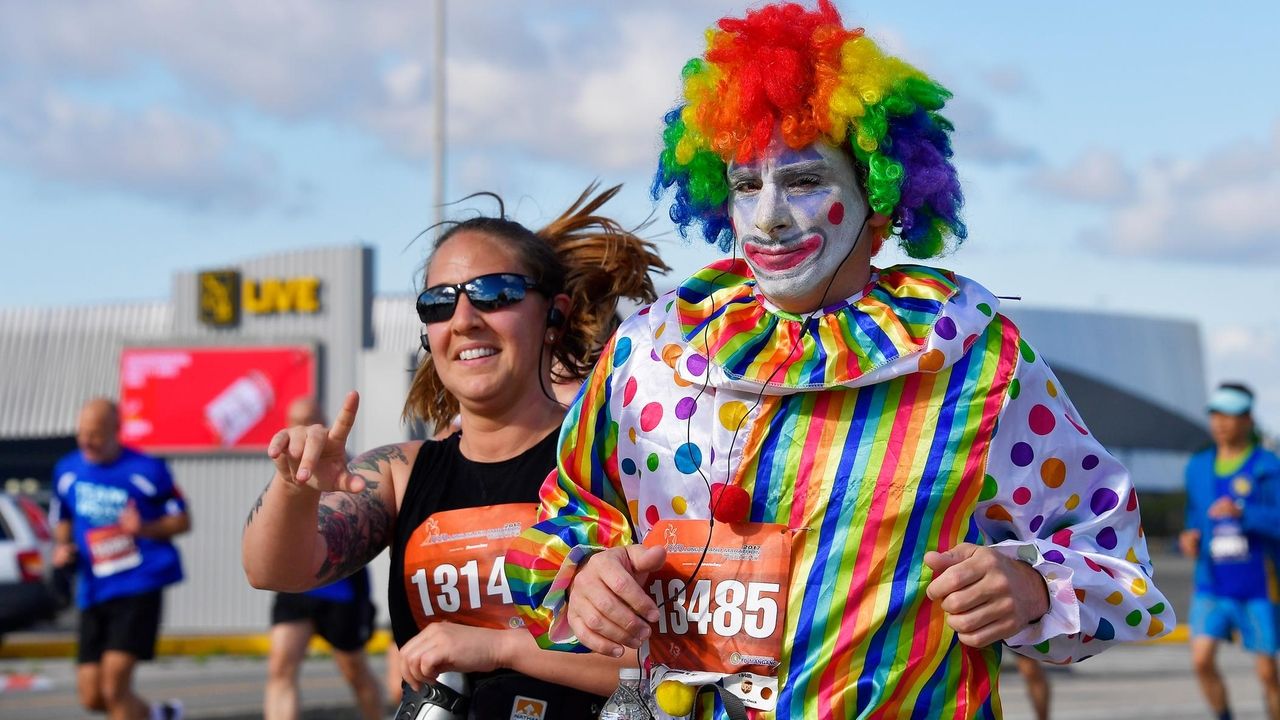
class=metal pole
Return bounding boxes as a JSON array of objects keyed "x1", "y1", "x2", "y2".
[{"x1": 433, "y1": 0, "x2": 446, "y2": 230}]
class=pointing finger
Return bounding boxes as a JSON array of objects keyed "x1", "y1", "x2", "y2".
[{"x1": 328, "y1": 391, "x2": 360, "y2": 444}]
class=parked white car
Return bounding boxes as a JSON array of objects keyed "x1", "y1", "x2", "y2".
[{"x1": 0, "y1": 492, "x2": 56, "y2": 642}]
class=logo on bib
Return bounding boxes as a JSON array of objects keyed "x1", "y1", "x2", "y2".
[
  {"x1": 510, "y1": 696, "x2": 547, "y2": 720},
  {"x1": 729, "y1": 651, "x2": 780, "y2": 668}
]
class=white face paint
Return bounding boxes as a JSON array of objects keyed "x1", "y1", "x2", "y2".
[{"x1": 728, "y1": 135, "x2": 871, "y2": 313}]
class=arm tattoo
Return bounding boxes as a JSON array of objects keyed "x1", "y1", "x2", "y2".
[
  {"x1": 315, "y1": 491, "x2": 391, "y2": 584},
  {"x1": 313, "y1": 445, "x2": 404, "y2": 584},
  {"x1": 346, "y1": 444, "x2": 407, "y2": 491},
  {"x1": 245, "y1": 480, "x2": 271, "y2": 527}
]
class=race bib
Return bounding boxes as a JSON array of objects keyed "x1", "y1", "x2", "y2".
[
  {"x1": 1211, "y1": 522, "x2": 1250, "y2": 562},
  {"x1": 403, "y1": 503, "x2": 536, "y2": 631},
  {"x1": 643, "y1": 519, "x2": 792, "y2": 677},
  {"x1": 85, "y1": 525, "x2": 142, "y2": 578}
]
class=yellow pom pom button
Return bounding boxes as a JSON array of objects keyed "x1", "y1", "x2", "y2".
[{"x1": 655, "y1": 680, "x2": 697, "y2": 717}]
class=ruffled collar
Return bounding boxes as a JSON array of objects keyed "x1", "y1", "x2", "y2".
[{"x1": 672, "y1": 258, "x2": 960, "y2": 390}]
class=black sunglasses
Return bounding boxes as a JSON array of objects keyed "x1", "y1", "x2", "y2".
[{"x1": 415, "y1": 272, "x2": 546, "y2": 325}]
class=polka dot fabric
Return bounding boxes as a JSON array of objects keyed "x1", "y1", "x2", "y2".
[
  {"x1": 978, "y1": 339, "x2": 1173, "y2": 662},
  {"x1": 508, "y1": 261, "x2": 1171, "y2": 717}
]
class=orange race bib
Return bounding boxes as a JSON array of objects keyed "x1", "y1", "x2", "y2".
[
  {"x1": 643, "y1": 519, "x2": 792, "y2": 677},
  {"x1": 402, "y1": 503, "x2": 537, "y2": 631},
  {"x1": 85, "y1": 525, "x2": 142, "y2": 578}
]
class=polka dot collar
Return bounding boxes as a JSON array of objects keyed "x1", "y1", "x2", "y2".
[{"x1": 672, "y1": 258, "x2": 963, "y2": 389}]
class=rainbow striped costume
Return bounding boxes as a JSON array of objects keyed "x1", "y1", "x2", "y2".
[{"x1": 508, "y1": 260, "x2": 1172, "y2": 719}]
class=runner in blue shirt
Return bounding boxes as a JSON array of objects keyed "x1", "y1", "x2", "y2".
[
  {"x1": 1181, "y1": 383, "x2": 1280, "y2": 720},
  {"x1": 51, "y1": 398, "x2": 190, "y2": 720}
]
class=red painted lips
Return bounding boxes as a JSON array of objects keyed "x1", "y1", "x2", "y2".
[{"x1": 743, "y1": 234, "x2": 822, "y2": 272}]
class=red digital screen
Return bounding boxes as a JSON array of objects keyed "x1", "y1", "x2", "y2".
[{"x1": 119, "y1": 345, "x2": 316, "y2": 453}]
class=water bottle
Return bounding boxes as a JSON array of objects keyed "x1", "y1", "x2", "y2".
[
  {"x1": 599, "y1": 667, "x2": 650, "y2": 719},
  {"x1": 394, "y1": 672, "x2": 471, "y2": 720}
]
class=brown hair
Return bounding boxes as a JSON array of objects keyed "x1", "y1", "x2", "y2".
[{"x1": 403, "y1": 183, "x2": 669, "y2": 428}]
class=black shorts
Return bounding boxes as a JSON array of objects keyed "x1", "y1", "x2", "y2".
[
  {"x1": 77, "y1": 589, "x2": 163, "y2": 664},
  {"x1": 271, "y1": 591, "x2": 374, "y2": 652}
]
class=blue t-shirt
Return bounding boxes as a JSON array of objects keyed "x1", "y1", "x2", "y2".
[
  {"x1": 51, "y1": 447, "x2": 187, "y2": 609},
  {"x1": 301, "y1": 565, "x2": 369, "y2": 603},
  {"x1": 1186, "y1": 446, "x2": 1280, "y2": 600}
]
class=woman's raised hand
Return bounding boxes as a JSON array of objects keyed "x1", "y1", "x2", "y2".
[{"x1": 266, "y1": 391, "x2": 366, "y2": 494}]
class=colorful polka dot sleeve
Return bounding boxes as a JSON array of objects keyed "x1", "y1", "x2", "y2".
[
  {"x1": 506, "y1": 333, "x2": 638, "y2": 650},
  {"x1": 977, "y1": 339, "x2": 1174, "y2": 662}
]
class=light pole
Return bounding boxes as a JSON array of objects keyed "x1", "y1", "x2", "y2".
[{"x1": 432, "y1": 0, "x2": 446, "y2": 230}]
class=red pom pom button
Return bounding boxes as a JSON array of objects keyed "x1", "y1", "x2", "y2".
[{"x1": 710, "y1": 482, "x2": 751, "y2": 523}]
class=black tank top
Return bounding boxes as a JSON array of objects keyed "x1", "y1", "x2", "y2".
[{"x1": 389, "y1": 430, "x2": 605, "y2": 718}]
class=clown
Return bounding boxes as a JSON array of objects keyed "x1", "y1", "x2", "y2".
[{"x1": 508, "y1": 2, "x2": 1172, "y2": 718}]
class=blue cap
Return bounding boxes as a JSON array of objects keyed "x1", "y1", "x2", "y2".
[{"x1": 1208, "y1": 386, "x2": 1253, "y2": 416}]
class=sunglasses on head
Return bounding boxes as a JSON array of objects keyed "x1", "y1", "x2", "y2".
[{"x1": 415, "y1": 272, "x2": 546, "y2": 325}]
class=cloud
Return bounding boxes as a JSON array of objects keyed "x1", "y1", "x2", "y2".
[
  {"x1": 0, "y1": 1, "x2": 439, "y2": 211},
  {"x1": 0, "y1": 2, "x2": 398, "y2": 116},
  {"x1": 947, "y1": 97, "x2": 1039, "y2": 165},
  {"x1": 1205, "y1": 322, "x2": 1280, "y2": 433},
  {"x1": 981, "y1": 65, "x2": 1033, "y2": 98},
  {"x1": 1037, "y1": 124, "x2": 1280, "y2": 261},
  {"x1": 0, "y1": 1, "x2": 727, "y2": 197},
  {"x1": 1031, "y1": 149, "x2": 1135, "y2": 204},
  {"x1": 0, "y1": 90, "x2": 274, "y2": 212},
  {"x1": 358, "y1": 4, "x2": 717, "y2": 174},
  {"x1": 0, "y1": 0, "x2": 1037, "y2": 208}
]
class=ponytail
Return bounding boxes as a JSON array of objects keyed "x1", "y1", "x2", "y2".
[{"x1": 538, "y1": 183, "x2": 668, "y2": 383}]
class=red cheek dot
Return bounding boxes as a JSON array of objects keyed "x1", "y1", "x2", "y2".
[{"x1": 827, "y1": 202, "x2": 845, "y2": 225}]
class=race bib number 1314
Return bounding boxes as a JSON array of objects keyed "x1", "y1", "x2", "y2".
[{"x1": 402, "y1": 503, "x2": 537, "y2": 631}]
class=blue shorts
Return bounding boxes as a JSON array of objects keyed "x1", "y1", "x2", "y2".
[{"x1": 1190, "y1": 592, "x2": 1280, "y2": 654}]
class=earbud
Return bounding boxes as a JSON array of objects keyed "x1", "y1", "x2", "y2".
[{"x1": 546, "y1": 307, "x2": 565, "y2": 328}]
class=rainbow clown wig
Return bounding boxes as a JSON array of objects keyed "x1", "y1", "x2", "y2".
[{"x1": 652, "y1": 0, "x2": 965, "y2": 258}]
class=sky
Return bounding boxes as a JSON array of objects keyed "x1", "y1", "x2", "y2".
[{"x1": 1, "y1": 1, "x2": 1277, "y2": 431}]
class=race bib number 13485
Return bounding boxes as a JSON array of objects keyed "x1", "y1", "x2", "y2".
[{"x1": 643, "y1": 519, "x2": 793, "y2": 676}]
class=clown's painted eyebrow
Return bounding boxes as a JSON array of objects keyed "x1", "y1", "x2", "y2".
[
  {"x1": 728, "y1": 159, "x2": 831, "y2": 183},
  {"x1": 772, "y1": 160, "x2": 829, "y2": 179}
]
